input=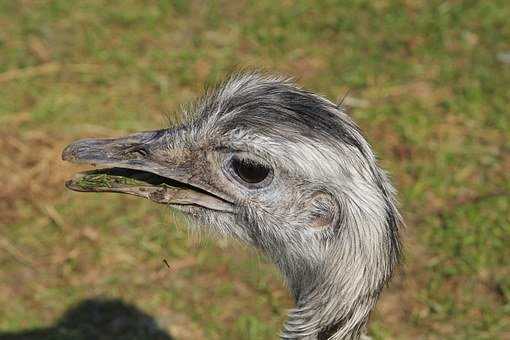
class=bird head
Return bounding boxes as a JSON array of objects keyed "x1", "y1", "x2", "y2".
[{"x1": 63, "y1": 73, "x2": 402, "y2": 338}]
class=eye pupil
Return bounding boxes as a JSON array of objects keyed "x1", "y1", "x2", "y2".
[{"x1": 232, "y1": 157, "x2": 270, "y2": 184}]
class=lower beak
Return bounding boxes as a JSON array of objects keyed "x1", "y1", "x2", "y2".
[{"x1": 62, "y1": 130, "x2": 233, "y2": 213}]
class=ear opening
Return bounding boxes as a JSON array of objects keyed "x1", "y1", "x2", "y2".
[{"x1": 307, "y1": 191, "x2": 341, "y2": 230}]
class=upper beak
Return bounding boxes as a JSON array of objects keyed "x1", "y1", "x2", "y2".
[{"x1": 62, "y1": 129, "x2": 234, "y2": 212}]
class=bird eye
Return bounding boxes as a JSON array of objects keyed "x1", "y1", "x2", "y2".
[{"x1": 229, "y1": 156, "x2": 272, "y2": 188}]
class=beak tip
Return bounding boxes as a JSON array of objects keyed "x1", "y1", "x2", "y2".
[
  {"x1": 62, "y1": 145, "x2": 73, "y2": 161},
  {"x1": 63, "y1": 138, "x2": 93, "y2": 162},
  {"x1": 64, "y1": 179, "x2": 73, "y2": 189}
]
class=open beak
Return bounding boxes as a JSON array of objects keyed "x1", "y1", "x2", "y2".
[{"x1": 62, "y1": 129, "x2": 234, "y2": 213}]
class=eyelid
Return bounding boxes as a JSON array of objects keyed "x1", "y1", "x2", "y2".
[
  {"x1": 213, "y1": 141, "x2": 252, "y2": 152},
  {"x1": 214, "y1": 145, "x2": 236, "y2": 153}
]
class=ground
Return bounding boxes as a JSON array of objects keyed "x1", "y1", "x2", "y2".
[{"x1": 0, "y1": 1, "x2": 509, "y2": 339}]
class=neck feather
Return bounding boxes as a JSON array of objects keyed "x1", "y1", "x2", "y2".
[{"x1": 276, "y1": 194, "x2": 400, "y2": 339}]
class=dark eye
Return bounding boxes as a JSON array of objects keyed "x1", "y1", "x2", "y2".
[{"x1": 230, "y1": 156, "x2": 272, "y2": 187}]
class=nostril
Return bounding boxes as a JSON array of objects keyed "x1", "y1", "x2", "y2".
[
  {"x1": 119, "y1": 144, "x2": 150, "y2": 159},
  {"x1": 133, "y1": 148, "x2": 148, "y2": 157}
]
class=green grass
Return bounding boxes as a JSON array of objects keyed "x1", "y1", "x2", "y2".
[{"x1": 1, "y1": 0, "x2": 509, "y2": 339}]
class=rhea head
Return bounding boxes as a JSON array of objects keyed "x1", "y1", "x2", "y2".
[{"x1": 63, "y1": 73, "x2": 402, "y2": 339}]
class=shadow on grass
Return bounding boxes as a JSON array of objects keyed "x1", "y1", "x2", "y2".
[{"x1": 0, "y1": 298, "x2": 173, "y2": 340}]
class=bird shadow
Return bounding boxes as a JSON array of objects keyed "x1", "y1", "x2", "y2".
[{"x1": 0, "y1": 298, "x2": 174, "y2": 340}]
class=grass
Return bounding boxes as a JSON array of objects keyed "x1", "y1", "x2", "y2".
[
  {"x1": 70, "y1": 172, "x2": 151, "y2": 190},
  {"x1": 0, "y1": 0, "x2": 509, "y2": 339}
]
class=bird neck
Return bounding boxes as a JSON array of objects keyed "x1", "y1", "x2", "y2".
[
  {"x1": 274, "y1": 202, "x2": 396, "y2": 339},
  {"x1": 279, "y1": 259, "x2": 374, "y2": 340}
]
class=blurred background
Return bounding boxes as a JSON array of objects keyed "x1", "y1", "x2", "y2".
[{"x1": 0, "y1": 1, "x2": 509, "y2": 339}]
